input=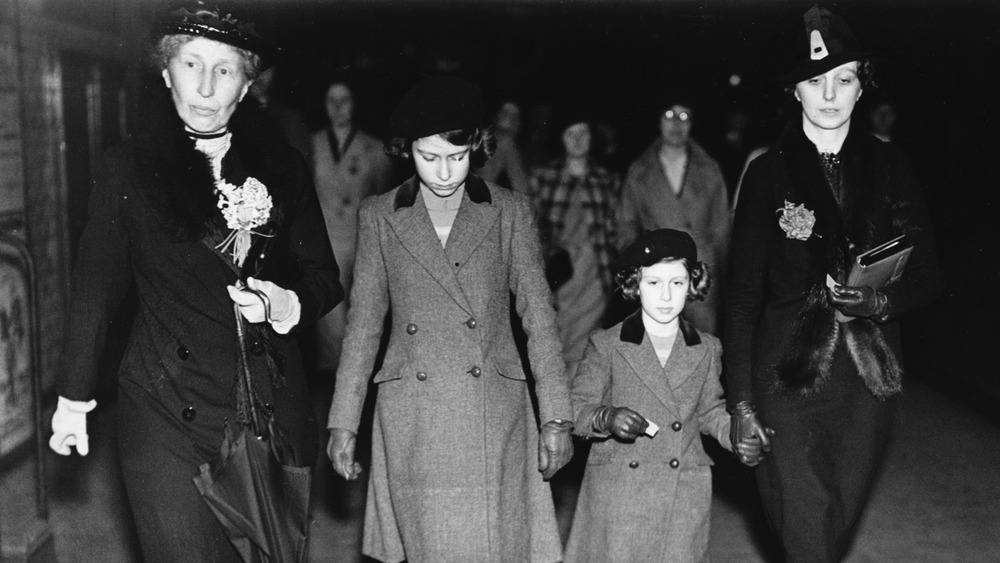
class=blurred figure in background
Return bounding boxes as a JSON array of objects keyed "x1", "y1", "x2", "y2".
[
  {"x1": 310, "y1": 76, "x2": 394, "y2": 372},
  {"x1": 247, "y1": 65, "x2": 313, "y2": 163},
  {"x1": 618, "y1": 102, "x2": 730, "y2": 335},
  {"x1": 867, "y1": 97, "x2": 898, "y2": 143},
  {"x1": 480, "y1": 99, "x2": 531, "y2": 193},
  {"x1": 529, "y1": 111, "x2": 621, "y2": 375}
]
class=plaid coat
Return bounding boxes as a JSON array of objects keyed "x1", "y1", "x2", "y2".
[
  {"x1": 328, "y1": 175, "x2": 571, "y2": 563},
  {"x1": 529, "y1": 159, "x2": 621, "y2": 295}
]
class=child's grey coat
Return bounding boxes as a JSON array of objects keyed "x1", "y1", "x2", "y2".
[{"x1": 566, "y1": 312, "x2": 731, "y2": 563}]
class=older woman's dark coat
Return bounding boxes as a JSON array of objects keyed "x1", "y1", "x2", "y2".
[
  {"x1": 58, "y1": 97, "x2": 342, "y2": 562},
  {"x1": 328, "y1": 175, "x2": 571, "y2": 563}
]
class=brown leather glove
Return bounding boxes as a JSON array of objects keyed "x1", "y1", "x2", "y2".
[
  {"x1": 327, "y1": 427, "x2": 363, "y2": 480},
  {"x1": 828, "y1": 284, "x2": 890, "y2": 320},
  {"x1": 538, "y1": 419, "x2": 574, "y2": 481},
  {"x1": 729, "y1": 401, "x2": 774, "y2": 467},
  {"x1": 592, "y1": 405, "x2": 649, "y2": 440}
]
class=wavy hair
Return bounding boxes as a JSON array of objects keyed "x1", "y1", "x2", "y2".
[
  {"x1": 385, "y1": 127, "x2": 497, "y2": 169},
  {"x1": 615, "y1": 257, "x2": 711, "y2": 302}
]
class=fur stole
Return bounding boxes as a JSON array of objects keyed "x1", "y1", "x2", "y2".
[
  {"x1": 771, "y1": 126, "x2": 903, "y2": 399},
  {"x1": 131, "y1": 84, "x2": 291, "y2": 244}
]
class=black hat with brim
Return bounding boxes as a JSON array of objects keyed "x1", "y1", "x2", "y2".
[
  {"x1": 162, "y1": 2, "x2": 279, "y2": 68},
  {"x1": 390, "y1": 75, "x2": 484, "y2": 139},
  {"x1": 613, "y1": 229, "x2": 698, "y2": 273},
  {"x1": 776, "y1": 5, "x2": 872, "y2": 84}
]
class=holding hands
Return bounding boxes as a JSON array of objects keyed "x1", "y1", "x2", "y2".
[{"x1": 729, "y1": 401, "x2": 776, "y2": 467}]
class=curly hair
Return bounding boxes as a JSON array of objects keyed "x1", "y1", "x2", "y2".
[
  {"x1": 615, "y1": 257, "x2": 711, "y2": 303},
  {"x1": 385, "y1": 126, "x2": 497, "y2": 168},
  {"x1": 153, "y1": 34, "x2": 263, "y2": 82},
  {"x1": 784, "y1": 57, "x2": 877, "y2": 95}
]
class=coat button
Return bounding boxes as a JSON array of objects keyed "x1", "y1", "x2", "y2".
[
  {"x1": 670, "y1": 458, "x2": 680, "y2": 469},
  {"x1": 671, "y1": 421, "x2": 682, "y2": 432},
  {"x1": 181, "y1": 406, "x2": 197, "y2": 422},
  {"x1": 177, "y1": 346, "x2": 190, "y2": 360},
  {"x1": 250, "y1": 339, "x2": 264, "y2": 356},
  {"x1": 628, "y1": 461, "x2": 639, "y2": 469},
  {"x1": 416, "y1": 371, "x2": 427, "y2": 381},
  {"x1": 470, "y1": 366, "x2": 482, "y2": 377},
  {"x1": 406, "y1": 323, "x2": 418, "y2": 335},
  {"x1": 466, "y1": 318, "x2": 477, "y2": 329}
]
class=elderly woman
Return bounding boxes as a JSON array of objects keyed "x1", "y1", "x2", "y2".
[
  {"x1": 724, "y1": 6, "x2": 943, "y2": 562},
  {"x1": 47, "y1": 4, "x2": 342, "y2": 561},
  {"x1": 326, "y1": 75, "x2": 573, "y2": 563}
]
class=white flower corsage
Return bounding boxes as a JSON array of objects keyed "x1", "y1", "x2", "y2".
[
  {"x1": 776, "y1": 200, "x2": 820, "y2": 241},
  {"x1": 214, "y1": 177, "x2": 273, "y2": 267}
]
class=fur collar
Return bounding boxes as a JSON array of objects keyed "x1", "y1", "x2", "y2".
[
  {"x1": 132, "y1": 86, "x2": 291, "y2": 243},
  {"x1": 772, "y1": 125, "x2": 902, "y2": 399}
]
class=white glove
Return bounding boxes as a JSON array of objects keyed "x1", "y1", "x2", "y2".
[
  {"x1": 226, "y1": 276, "x2": 301, "y2": 334},
  {"x1": 49, "y1": 396, "x2": 97, "y2": 456}
]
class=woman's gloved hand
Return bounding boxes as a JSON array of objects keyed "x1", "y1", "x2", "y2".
[
  {"x1": 729, "y1": 401, "x2": 774, "y2": 467},
  {"x1": 227, "y1": 276, "x2": 301, "y2": 333},
  {"x1": 49, "y1": 396, "x2": 98, "y2": 456},
  {"x1": 828, "y1": 284, "x2": 890, "y2": 320},
  {"x1": 327, "y1": 428, "x2": 363, "y2": 480},
  {"x1": 592, "y1": 405, "x2": 649, "y2": 440},
  {"x1": 538, "y1": 419, "x2": 574, "y2": 480}
]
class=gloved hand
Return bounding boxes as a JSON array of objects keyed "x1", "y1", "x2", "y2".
[
  {"x1": 538, "y1": 419, "x2": 574, "y2": 481},
  {"x1": 592, "y1": 405, "x2": 649, "y2": 440},
  {"x1": 327, "y1": 428, "x2": 363, "y2": 480},
  {"x1": 828, "y1": 284, "x2": 889, "y2": 320},
  {"x1": 729, "y1": 401, "x2": 774, "y2": 467},
  {"x1": 49, "y1": 396, "x2": 98, "y2": 456},
  {"x1": 227, "y1": 276, "x2": 301, "y2": 334}
]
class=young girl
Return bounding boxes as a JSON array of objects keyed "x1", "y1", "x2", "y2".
[{"x1": 565, "y1": 228, "x2": 765, "y2": 563}]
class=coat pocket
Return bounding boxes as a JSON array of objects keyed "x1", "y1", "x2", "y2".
[
  {"x1": 372, "y1": 362, "x2": 404, "y2": 384},
  {"x1": 493, "y1": 358, "x2": 526, "y2": 381}
]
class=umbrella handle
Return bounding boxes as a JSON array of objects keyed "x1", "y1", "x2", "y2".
[{"x1": 233, "y1": 302, "x2": 262, "y2": 435}]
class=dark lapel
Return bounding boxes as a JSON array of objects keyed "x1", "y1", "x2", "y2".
[
  {"x1": 385, "y1": 176, "x2": 496, "y2": 315},
  {"x1": 616, "y1": 312, "x2": 706, "y2": 418}
]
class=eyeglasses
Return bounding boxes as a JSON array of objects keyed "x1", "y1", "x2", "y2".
[{"x1": 663, "y1": 109, "x2": 691, "y2": 122}]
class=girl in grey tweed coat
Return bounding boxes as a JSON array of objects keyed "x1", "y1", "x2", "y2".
[
  {"x1": 566, "y1": 229, "x2": 763, "y2": 563},
  {"x1": 326, "y1": 76, "x2": 574, "y2": 563}
]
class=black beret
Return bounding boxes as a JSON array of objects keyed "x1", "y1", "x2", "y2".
[
  {"x1": 390, "y1": 75, "x2": 484, "y2": 139},
  {"x1": 613, "y1": 229, "x2": 698, "y2": 272},
  {"x1": 161, "y1": 2, "x2": 278, "y2": 68}
]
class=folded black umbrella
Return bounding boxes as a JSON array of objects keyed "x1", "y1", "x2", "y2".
[{"x1": 193, "y1": 300, "x2": 311, "y2": 563}]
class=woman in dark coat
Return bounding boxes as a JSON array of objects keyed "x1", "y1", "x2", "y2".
[
  {"x1": 326, "y1": 75, "x2": 574, "y2": 563},
  {"x1": 47, "y1": 5, "x2": 342, "y2": 561},
  {"x1": 724, "y1": 6, "x2": 944, "y2": 562}
]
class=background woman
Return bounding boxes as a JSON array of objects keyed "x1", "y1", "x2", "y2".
[
  {"x1": 310, "y1": 75, "x2": 394, "y2": 372},
  {"x1": 326, "y1": 75, "x2": 573, "y2": 563},
  {"x1": 724, "y1": 6, "x2": 943, "y2": 562},
  {"x1": 47, "y1": 5, "x2": 342, "y2": 561}
]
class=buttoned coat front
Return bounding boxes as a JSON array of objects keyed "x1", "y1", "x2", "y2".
[
  {"x1": 328, "y1": 175, "x2": 571, "y2": 563},
  {"x1": 565, "y1": 313, "x2": 731, "y2": 563}
]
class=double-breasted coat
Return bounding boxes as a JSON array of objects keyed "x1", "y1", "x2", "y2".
[
  {"x1": 58, "y1": 99, "x2": 342, "y2": 561},
  {"x1": 327, "y1": 175, "x2": 572, "y2": 563},
  {"x1": 565, "y1": 312, "x2": 731, "y2": 563}
]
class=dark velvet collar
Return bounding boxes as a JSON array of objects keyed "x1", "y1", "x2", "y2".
[
  {"x1": 619, "y1": 309, "x2": 701, "y2": 346},
  {"x1": 393, "y1": 173, "x2": 492, "y2": 210}
]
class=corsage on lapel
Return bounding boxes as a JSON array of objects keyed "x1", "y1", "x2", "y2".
[
  {"x1": 776, "y1": 200, "x2": 820, "y2": 240},
  {"x1": 215, "y1": 177, "x2": 273, "y2": 267}
]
